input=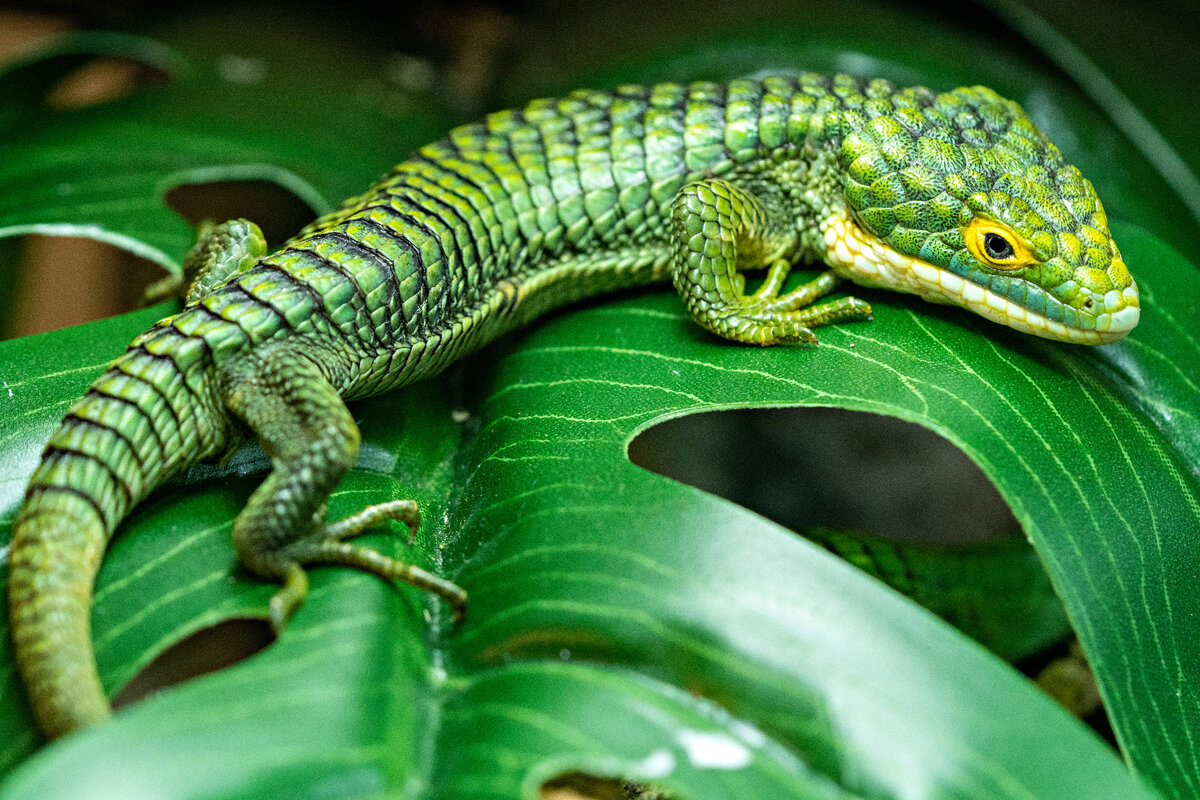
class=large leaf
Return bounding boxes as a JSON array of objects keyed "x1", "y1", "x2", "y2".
[
  {"x1": 0, "y1": 1, "x2": 1196, "y2": 799},
  {"x1": 0, "y1": 276, "x2": 1177, "y2": 800}
]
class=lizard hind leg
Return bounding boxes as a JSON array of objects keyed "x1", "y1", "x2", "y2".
[
  {"x1": 669, "y1": 179, "x2": 873, "y2": 345},
  {"x1": 144, "y1": 218, "x2": 269, "y2": 305},
  {"x1": 217, "y1": 343, "x2": 466, "y2": 633}
]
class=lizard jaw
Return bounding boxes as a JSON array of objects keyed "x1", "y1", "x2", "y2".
[{"x1": 819, "y1": 211, "x2": 1140, "y2": 345}]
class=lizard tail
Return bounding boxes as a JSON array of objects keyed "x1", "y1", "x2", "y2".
[{"x1": 9, "y1": 321, "x2": 227, "y2": 738}]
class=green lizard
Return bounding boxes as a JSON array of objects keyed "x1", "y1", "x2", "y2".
[{"x1": 9, "y1": 73, "x2": 1139, "y2": 739}]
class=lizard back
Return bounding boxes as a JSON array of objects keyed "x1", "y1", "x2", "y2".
[{"x1": 188, "y1": 75, "x2": 853, "y2": 395}]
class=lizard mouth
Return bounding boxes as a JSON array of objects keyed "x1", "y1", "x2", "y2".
[{"x1": 820, "y1": 212, "x2": 1140, "y2": 345}]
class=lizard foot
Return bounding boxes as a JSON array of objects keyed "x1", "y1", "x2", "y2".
[
  {"x1": 266, "y1": 499, "x2": 467, "y2": 633},
  {"x1": 711, "y1": 262, "x2": 874, "y2": 345},
  {"x1": 669, "y1": 179, "x2": 873, "y2": 346}
]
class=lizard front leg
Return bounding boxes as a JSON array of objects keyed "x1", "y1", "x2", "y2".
[
  {"x1": 670, "y1": 178, "x2": 873, "y2": 344},
  {"x1": 217, "y1": 342, "x2": 466, "y2": 631}
]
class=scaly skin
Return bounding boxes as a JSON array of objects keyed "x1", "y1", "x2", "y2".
[{"x1": 9, "y1": 73, "x2": 1138, "y2": 739}]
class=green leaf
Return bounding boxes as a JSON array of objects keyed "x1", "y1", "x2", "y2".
[
  {"x1": 796, "y1": 525, "x2": 1072, "y2": 664},
  {"x1": 0, "y1": 291, "x2": 1172, "y2": 800},
  {"x1": 0, "y1": 2, "x2": 1195, "y2": 799}
]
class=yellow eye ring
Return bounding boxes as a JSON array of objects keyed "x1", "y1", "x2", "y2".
[{"x1": 963, "y1": 217, "x2": 1038, "y2": 270}]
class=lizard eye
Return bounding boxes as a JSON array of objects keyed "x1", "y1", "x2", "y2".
[
  {"x1": 983, "y1": 233, "x2": 1015, "y2": 261},
  {"x1": 962, "y1": 217, "x2": 1037, "y2": 270}
]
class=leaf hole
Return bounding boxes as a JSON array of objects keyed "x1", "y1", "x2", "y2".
[
  {"x1": 0, "y1": 13, "x2": 173, "y2": 111},
  {"x1": 629, "y1": 407, "x2": 1082, "y2": 665},
  {"x1": 0, "y1": 11, "x2": 73, "y2": 64},
  {"x1": 4, "y1": 234, "x2": 164, "y2": 337},
  {"x1": 629, "y1": 406, "x2": 1019, "y2": 546},
  {"x1": 112, "y1": 618, "x2": 273, "y2": 710},
  {"x1": 165, "y1": 179, "x2": 318, "y2": 249},
  {"x1": 43, "y1": 55, "x2": 170, "y2": 109},
  {"x1": 542, "y1": 773, "x2": 676, "y2": 800}
]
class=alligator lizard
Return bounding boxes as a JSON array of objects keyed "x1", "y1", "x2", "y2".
[{"x1": 9, "y1": 73, "x2": 1139, "y2": 738}]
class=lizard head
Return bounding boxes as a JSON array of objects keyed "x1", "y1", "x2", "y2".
[{"x1": 827, "y1": 81, "x2": 1139, "y2": 345}]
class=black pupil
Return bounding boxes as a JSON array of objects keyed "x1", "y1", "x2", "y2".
[{"x1": 984, "y1": 233, "x2": 1015, "y2": 260}]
